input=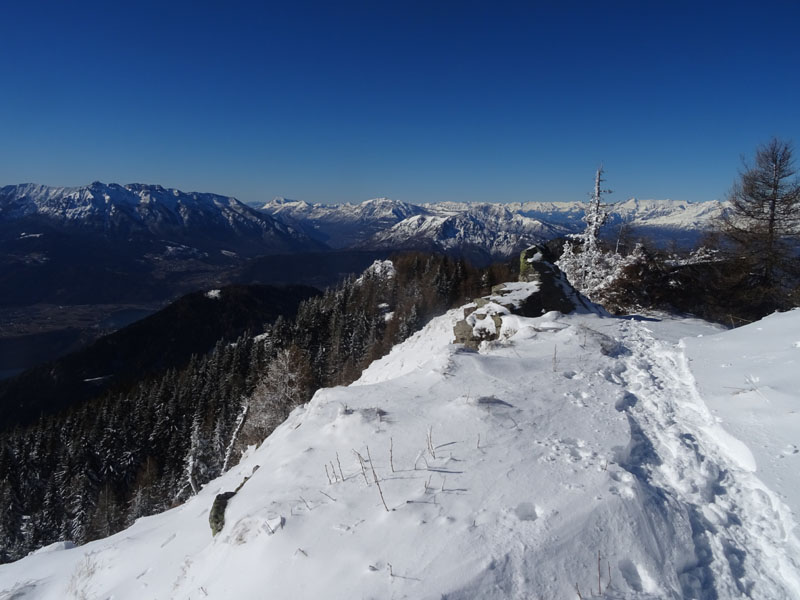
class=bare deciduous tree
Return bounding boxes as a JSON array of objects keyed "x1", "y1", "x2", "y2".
[{"x1": 240, "y1": 346, "x2": 313, "y2": 447}]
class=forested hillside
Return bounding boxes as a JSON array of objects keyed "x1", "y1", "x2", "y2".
[
  {"x1": 0, "y1": 253, "x2": 511, "y2": 562},
  {"x1": 0, "y1": 285, "x2": 320, "y2": 429}
]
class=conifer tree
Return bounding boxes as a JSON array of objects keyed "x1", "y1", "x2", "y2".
[{"x1": 720, "y1": 137, "x2": 800, "y2": 313}]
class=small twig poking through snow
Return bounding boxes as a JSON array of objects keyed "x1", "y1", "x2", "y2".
[
  {"x1": 354, "y1": 450, "x2": 370, "y2": 485},
  {"x1": 320, "y1": 490, "x2": 337, "y2": 502},
  {"x1": 386, "y1": 562, "x2": 421, "y2": 581},
  {"x1": 424, "y1": 474, "x2": 432, "y2": 493},
  {"x1": 330, "y1": 461, "x2": 339, "y2": 483},
  {"x1": 552, "y1": 345, "x2": 558, "y2": 372},
  {"x1": 440, "y1": 476, "x2": 446, "y2": 492},
  {"x1": 413, "y1": 449, "x2": 431, "y2": 470},
  {"x1": 367, "y1": 445, "x2": 390, "y2": 512},
  {"x1": 325, "y1": 464, "x2": 332, "y2": 484},
  {"x1": 427, "y1": 427, "x2": 437, "y2": 459},
  {"x1": 389, "y1": 437, "x2": 395, "y2": 473},
  {"x1": 336, "y1": 452, "x2": 346, "y2": 481},
  {"x1": 295, "y1": 548, "x2": 308, "y2": 557},
  {"x1": 299, "y1": 496, "x2": 311, "y2": 511},
  {"x1": 476, "y1": 433, "x2": 480, "y2": 449},
  {"x1": 574, "y1": 582, "x2": 583, "y2": 600}
]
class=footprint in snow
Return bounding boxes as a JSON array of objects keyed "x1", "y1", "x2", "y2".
[
  {"x1": 780, "y1": 444, "x2": 799, "y2": 456},
  {"x1": 513, "y1": 502, "x2": 538, "y2": 522}
]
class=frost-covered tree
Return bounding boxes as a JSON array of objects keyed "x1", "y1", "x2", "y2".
[
  {"x1": 557, "y1": 167, "x2": 618, "y2": 299},
  {"x1": 240, "y1": 347, "x2": 312, "y2": 446},
  {"x1": 182, "y1": 409, "x2": 210, "y2": 497}
]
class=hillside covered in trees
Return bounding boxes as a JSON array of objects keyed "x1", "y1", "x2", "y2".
[{"x1": 0, "y1": 253, "x2": 511, "y2": 562}]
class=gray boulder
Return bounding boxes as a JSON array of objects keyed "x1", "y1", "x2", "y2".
[{"x1": 209, "y1": 491, "x2": 237, "y2": 536}]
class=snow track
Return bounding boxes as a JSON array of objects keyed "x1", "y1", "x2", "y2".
[{"x1": 614, "y1": 320, "x2": 800, "y2": 599}]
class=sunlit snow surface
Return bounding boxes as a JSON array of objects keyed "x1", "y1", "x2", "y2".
[{"x1": 2, "y1": 305, "x2": 799, "y2": 599}]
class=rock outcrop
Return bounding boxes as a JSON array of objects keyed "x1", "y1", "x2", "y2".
[
  {"x1": 209, "y1": 492, "x2": 237, "y2": 536},
  {"x1": 453, "y1": 245, "x2": 591, "y2": 349},
  {"x1": 209, "y1": 465, "x2": 260, "y2": 536}
]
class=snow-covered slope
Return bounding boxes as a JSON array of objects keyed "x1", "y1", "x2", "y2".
[
  {"x1": 2, "y1": 297, "x2": 798, "y2": 599},
  {"x1": 511, "y1": 198, "x2": 725, "y2": 232},
  {"x1": 0, "y1": 183, "x2": 320, "y2": 256},
  {"x1": 262, "y1": 197, "x2": 725, "y2": 259},
  {"x1": 682, "y1": 311, "x2": 800, "y2": 534},
  {"x1": 362, "y1": 205, "x2": 559, "y2": 262},
  {"x1": 263, "y1": 199, "x2": 561, "y2": 261}
]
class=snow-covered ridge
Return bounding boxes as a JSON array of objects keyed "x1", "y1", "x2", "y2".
[
  {"x1": 262, "y1": 196, "x2": 726, "y2": 257},
  {"x1": 0, "y1": 182, "x2": 318, "y2": 255},
  {"x1": 2, "y1": 298, "x2": 798, "y2": 599},
  {"x1": 2, "y1": 182, "x2": 265, "y2": 226}
]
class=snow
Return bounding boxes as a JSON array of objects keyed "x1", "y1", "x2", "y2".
[
  {"x1": 682, "y1": 310, "x2": 800, "y2": 538},
  {"x1": 487, "y1": 280, "x2": 541, "y2": 307},
  {"x1": 2, "y1": 300, "x2": 799, "y2": 599},
  {"x1": 205, "y1": 289, "x2": 222, "y2": 300}
]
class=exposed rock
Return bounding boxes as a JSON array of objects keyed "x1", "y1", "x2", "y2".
[
  {"x1": 209, "y1": 465, "x2": 260, "y2": 536},
  {"x1": 452, "y1": 246, "x2": 595, "y2": 348},
  {"x1": 516, "y1": 245, "x2": 592, "y2": 316},
  {"x1": 209, "y1": 491, "x2": 236, "y2": 536}
]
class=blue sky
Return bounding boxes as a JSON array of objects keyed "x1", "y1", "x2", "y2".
[{"x1": 2, "y1": 1, "x2": 799, "y2": 205}]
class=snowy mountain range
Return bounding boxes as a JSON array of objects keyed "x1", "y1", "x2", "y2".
[
  {"x1": 0, "y1": 183, "x2": 320, "y2": 257},
  {"x1": 2, "y1": 279, "x2": 797, "y2": 599},
  {"x1": 263, "y1": 196, "x2": 726, "y2": 261},
  {"x1": 264, "y1": 197, "x2": 426, "y2": 248},
  {"x1": 0, "y1": 183, "x2": 724, "y2": 267}
]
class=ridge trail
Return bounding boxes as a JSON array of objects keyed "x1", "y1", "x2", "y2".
[{"x1": 613, "y1": 320, "x2": 800, "y2": 599}]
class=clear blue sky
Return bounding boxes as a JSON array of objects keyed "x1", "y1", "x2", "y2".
[{"x1": 2, "y1": 1, "x2": 799, "y2": 205}]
